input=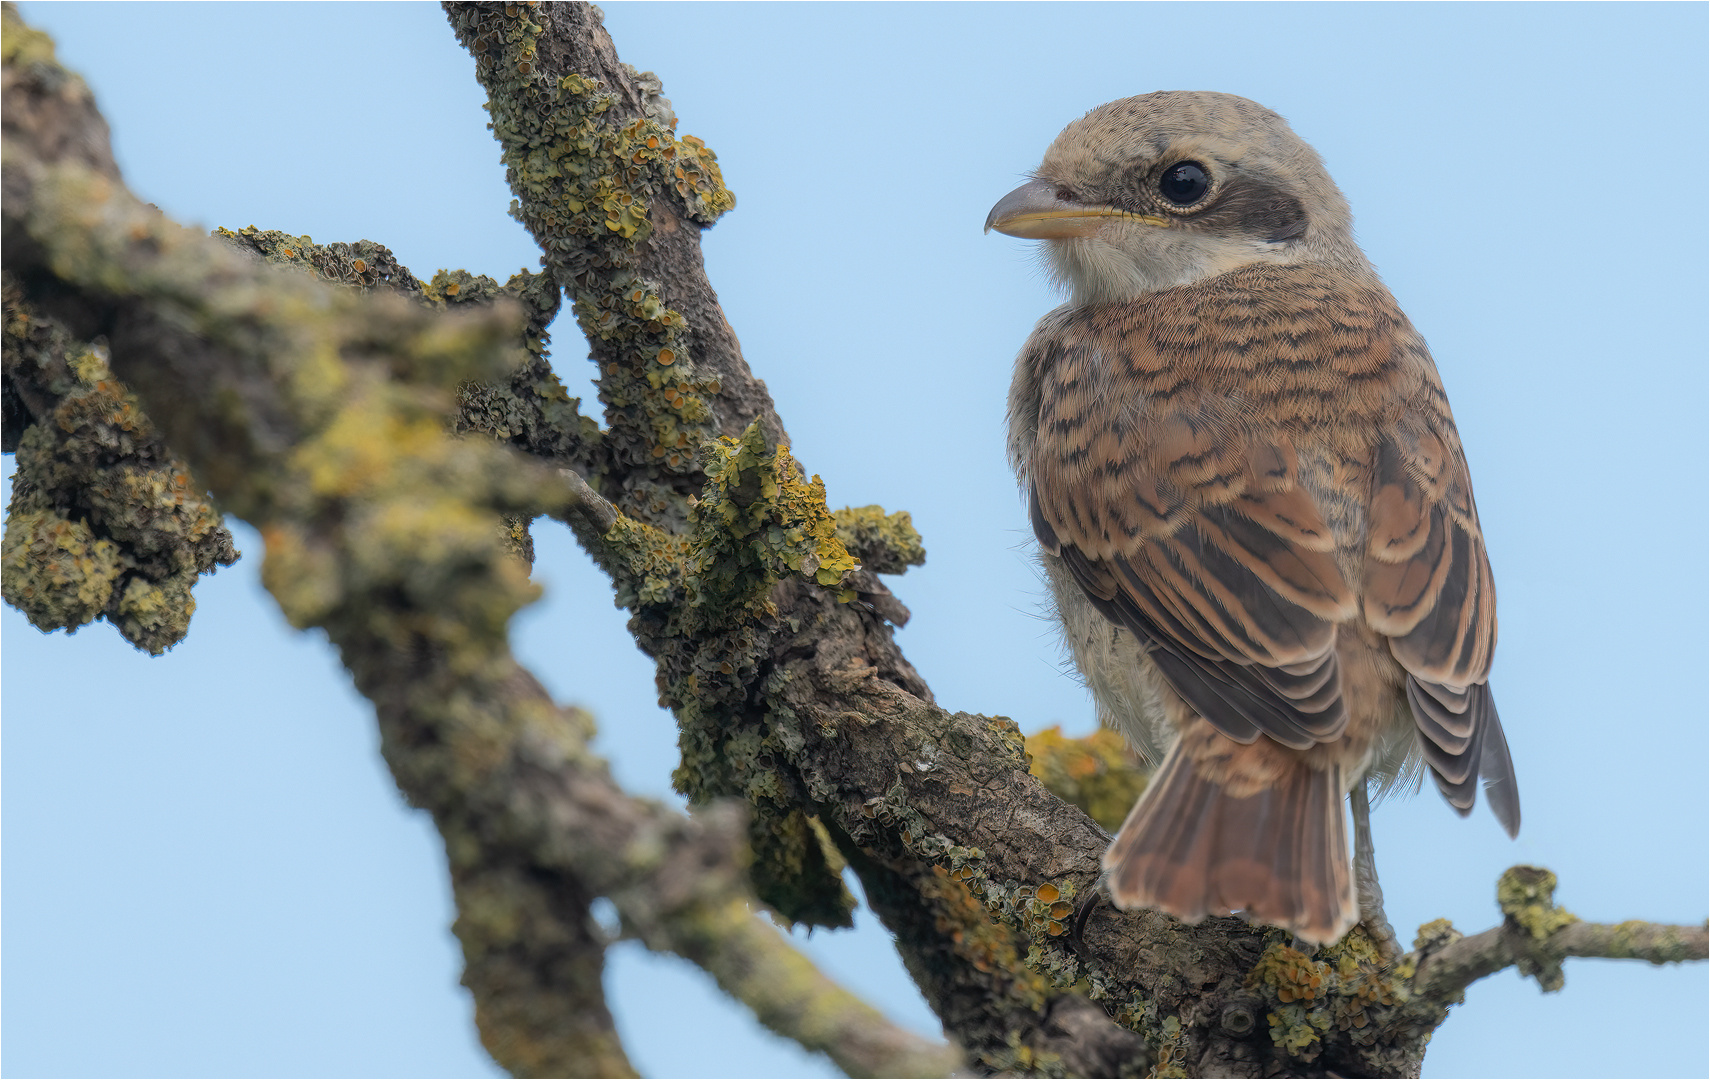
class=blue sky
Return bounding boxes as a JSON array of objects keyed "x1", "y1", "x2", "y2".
[{"x1": 5, "y1": 4, "x2": 1706, "y2": 1077}]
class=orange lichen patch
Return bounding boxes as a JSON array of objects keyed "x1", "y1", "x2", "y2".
[{"x1": 1249, "y1": 942, "x2": 1332, "y2": 1004}]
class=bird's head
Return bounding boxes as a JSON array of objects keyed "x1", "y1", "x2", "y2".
[{"x1": 987, "y1": 92, "x2": 1363, "y2": 306}]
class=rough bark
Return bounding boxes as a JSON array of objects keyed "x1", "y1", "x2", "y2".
[
  {"x1": 0, "y1": 7, "x2": 955, "y2": 1078},
  {"x1": 3, "y1": 4, "x2": 1703, "y2": 1078}
]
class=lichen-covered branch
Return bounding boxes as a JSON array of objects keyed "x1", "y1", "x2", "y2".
[
  {"x1": 1410, "y1": 867, "x2": 1708, "y2": 1001},
  {"x1": 435, "y1": 6, "x2": 1710, "y2": 1077},
  {"x1": 6, "y1": 3, "x2": 1703, "y2": 1078},
  {"x1": 443, "y1": 0, "x2": 777, "y2": 530},
  {"x1": 0, "y1": 8, "x2": 956, "y2": 1078},
  {"x1": 2, "y1": 278, "x2": 238, "y2": 652}
]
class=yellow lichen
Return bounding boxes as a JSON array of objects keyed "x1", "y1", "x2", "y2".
[
  {"x1": 687, "y1": 422, "x2": 857, "y2": 614},
  {"x1": 447, "y1": 4, "x2": 734, "y2": 482},
  {"x1": 831, "y1": 504, "x2": 925, "y2": 576},
  {"x1": 1024, "y1": 725, "x2": 1150, "y2": 832},
  {"x1": 3, "y1": 283, "x2": 237, "y2": 653},
  {"x1": 1497, "y1": 866, "x2": 1579, "y2": 941},
  {"x1": 1250, "y1": 943, "x2": 1332, "y2": 1004},
  {"x1": 0, "y1": 508, "x2": 122, "y2": 627}
]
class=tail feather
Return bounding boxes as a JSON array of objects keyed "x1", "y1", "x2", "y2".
[{"x1": 1103, "y1": 745, "x2": 1355, "y2": 945}]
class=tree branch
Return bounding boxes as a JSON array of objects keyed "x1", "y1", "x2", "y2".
[
  {"x1": 434, "y1": 6, "x2": 1710, "y2": 1076},
  {"x1": 5, "y1": 3, "x2": 1702, "y2": 1077},
  {"x1": 1411, "y1": 867, "x2": 1708, "y2": 1001},
  {"x1": 0, "y1": 7, "x2": 956, "y2": 1077}
]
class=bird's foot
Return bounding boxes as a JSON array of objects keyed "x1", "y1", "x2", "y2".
[
  {"x1": 1070, "y1": 878, "x2": 1105, "y2": 955},
  {"x1": 1351, "y1": 781, "x2": 1400, "y2": 963}
]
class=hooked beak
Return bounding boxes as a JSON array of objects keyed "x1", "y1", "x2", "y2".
[{"x1": 984, "y1": 178, "x2": 1169, "y2": 238}]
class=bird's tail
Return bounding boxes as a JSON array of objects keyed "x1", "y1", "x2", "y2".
[{"x1": 1103, "y1": 744, "x2": 1356, "y2": 945}]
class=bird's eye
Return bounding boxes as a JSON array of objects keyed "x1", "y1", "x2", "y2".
[{"x1": 1159, "y1": 162, "x2": 1210, "y2": 206}]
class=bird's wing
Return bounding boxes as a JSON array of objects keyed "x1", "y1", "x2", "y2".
[
  {"x1": 1364, "y1": 419, "x2": 1520, "y2": 834},
  {"x1": 1024, "y1": 269, "x2": 1368, "y2": 751},
  {"x1": 1032, "y1": 435, "x2": 1356, "y2": 751}
]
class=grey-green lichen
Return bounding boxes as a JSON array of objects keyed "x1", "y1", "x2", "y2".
[
  {"x1": 1, "y1": 506, "x2": 119, "y2": 629},
  {"x1": 597, "y1": 422, "x2": 858, "y2": 630},
  {"x1": 455, "y1": 9, "x2": 734, "y2": 246},
  {"x1": 2, "y1": 283, "x2": 239, "y2": 653},
  {"x1": 688, "y1": 423, "x2": 858, "y2": 612},
  {"x1": 749, "y1": 808, "x2": 857, "y2": 930},
  {"x1": 442, "y1": 267, "x2": 601, "y2": 467},
  {"x1": 254, "y1": 366, "x2": 550, "y2": 651},
  {"x1": 179, "y1": 237, "x2": 556, "y2": 662},
  {"x1": 442, "y1": 4, "x2": 904, "y2": 934},
  {"x1": 1595, "y1": 919, "x2": 1705, "y2": 965},
  {"x1": 878, "y1": 715, "x2": 1096, "y2": 955},
  {"x1": 918, "y1": 862, "x2": 1062, "y2": 1076},
  {"x1": 840, "y1": 707, "x2": 1127, "y2": 1074}
]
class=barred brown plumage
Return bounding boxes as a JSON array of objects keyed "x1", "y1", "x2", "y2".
[{"x1": 991, "y1": 91, "x2": 1519, "y2": 946}]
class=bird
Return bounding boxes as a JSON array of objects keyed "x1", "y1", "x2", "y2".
[{"x1": 987, "y1": 92, "x2": 1520, "y2": 947}]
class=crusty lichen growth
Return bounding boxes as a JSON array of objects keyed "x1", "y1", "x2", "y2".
[
  {"x1": 443, "y1": 267, "x2": 601, "y2": 466},
  {"x1": 1497, "y1": 865, "x2": 1579, "y2": 942},
  {"x1": 443, "y1": 0, "x2": 891, "y2": 934},
  {"x1": 215, "y1": 226, "x2": 425, "y2": 294},
  {"x1": 452, "y1": 848, "x2": 636, "y2": 1079},
  {"x1": 749, "y1": 809, "x2": 857, "y2": 930},
  {"x1": 2, "y1": 506, "x2": 119, "y2": 627},
  {"x1": 595, "y1": 423, "x2": 859, "y2": 629},
  {"x1": 891, "y1": 717, "x2": 1093, "y2": 955},
  {"x1": 917, "y1": 864, "x2": 1060, "y2": 1077},
  {"x1": 253, "y1": 350, "x2": 554, "y2": 664},
  {"x1": 1149, "y1": 1015, "x2": 1190, "y2": 1078},
  {"x1": 168, "y1": 240, "x2": 559, "y2": 655},
  {"x1": 215, "y1": 229, "x2": 603, "y2": 574},
  {"x1": 689, "y1": 423, "x2": 858, "y2": 613},
  {"x1": 587, "y1": 421, "x2": 866, "y2": 926},
  {"x1": 1024, "y1": 725, "x2": 1149, "y2": 833},
  {"x1": 1318, "y1": 927, "x2": 1403, "y2": 1046},
  {"x1": 212, "y1": 232, "x2": 596, "y2": 467},
  {"x1": 446, "y1": 2, "x2": 733, "y2": 513},
  {"x1": 2, "y1": 283, "x2": 238, "y2": 653},
  {"x1": 1496, "y1": 865, "x2": 1577, "y2": 992},
  {"x1": 1249, "y1": 942, "x2": 1334, "y2": 1059},
  {"x1": 1595, "y1": 919, "x2": 1705, "y2": 965},
  {"x1": 832, "y1": 504, "x2": 926, "y2": 576},
  {"x1": 833, "y1": 705, "x2": 1119, "y2": 1075}
]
